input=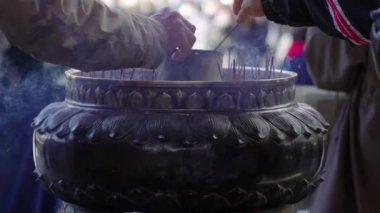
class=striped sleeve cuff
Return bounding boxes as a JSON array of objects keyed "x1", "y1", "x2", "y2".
[{"x1": 326, "y1": 0, "x2": 370, "y2": 45}]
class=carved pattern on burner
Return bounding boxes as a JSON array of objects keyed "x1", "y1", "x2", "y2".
[
  {"x1": 35, "y1": 168, "x2": 324, "y2": 212},
  {"x1": 34, "y1": 69, "x2": 328, "y2": 213},
  {"x1": 64, "y1": 82, "x2": 296, "y2": 111},
  {"x1": 32, "y1": 102, "x2": 328, "y2": 146}
]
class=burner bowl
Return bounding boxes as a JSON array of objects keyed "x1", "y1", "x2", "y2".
[{"x1": 32, "y1": 68, "x2": 328, "y2": 213}]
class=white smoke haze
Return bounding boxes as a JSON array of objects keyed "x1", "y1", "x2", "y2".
[{"x1": 0, "y1": 43, "x2": 67, "y2": 113}]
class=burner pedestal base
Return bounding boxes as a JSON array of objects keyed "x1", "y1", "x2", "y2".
[
  {"x1": 253, "y1": 205, "x2": 296, "y2": 213},
  {"x1": 58, "y1": 203, "x2": 296, "y2": 213}
]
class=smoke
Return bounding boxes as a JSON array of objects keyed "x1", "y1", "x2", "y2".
[
  {"x1": 224, "y1": 20, "x2": 272, "y2": 69},
  {"x1": 0, "y1": 45, "x2": 67, "y2": 113},
  {"x1": 0, "y1": 40, "x2": 67, "y2": 212}
]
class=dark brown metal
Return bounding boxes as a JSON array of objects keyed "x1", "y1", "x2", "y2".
[{"x1": 33, "y1": 68, "x2": 328, "y2": 213}]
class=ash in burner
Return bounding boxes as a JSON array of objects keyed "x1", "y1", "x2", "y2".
[
  {"x1": 79, "y1": 48, "x2": 286, "y2": 82},
  {"x1": 80, "y1": 68, "x2": 157, "y2": 81},
  {"x1": 79, "y1": 65, "x2": 288, "y2": 82},
  {"x1": 218, "y1": 54, "x2": 283, "y2": 81}
]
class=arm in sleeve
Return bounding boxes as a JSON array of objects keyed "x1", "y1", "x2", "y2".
[
  {"x1": 0, "y1": 0, "x2": 168, "y2": 71},
  {"x1": 261, "y1": 0, "x2": 378, "y2": 45},
  {"x1": 304, "y1": 27, "x2": 366, "y2": 92}
]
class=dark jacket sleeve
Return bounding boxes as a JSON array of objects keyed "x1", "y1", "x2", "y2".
[{"x1": 261, "y1": 0, "x2": 378, "y2": 45}]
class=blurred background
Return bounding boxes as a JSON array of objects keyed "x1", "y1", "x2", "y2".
[
  {"x1": 98, "y1": 0, "x2": 347, "y2": 126},
  {"x1": 98, "y1": 0, "x2": 316, "y2": 85},
  {"x1": 0, "y1": 1, "x2": 347, "y2": 213}
]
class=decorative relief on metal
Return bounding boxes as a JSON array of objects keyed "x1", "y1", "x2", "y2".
[
  {"x1": 47, "y1": 175, "x2": 323, "y2": 213},
  {"x1": 33, "y1": 102, "x2": 328, "y2": 146},
  {"x1": 33, "y1": 68, "x2": 328, "y2": 213},
  {"x1": 65, "y1": 85, "x2": 296, "y2": 110},
  {"x1": 64, "y1": 69, "x2": 296, "y2": 111}
]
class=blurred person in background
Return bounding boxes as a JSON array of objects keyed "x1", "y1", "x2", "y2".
[
  {"x1": 0, "y1": 45, "x2": 66, "y2": 213},
  {"x1": 305, "y1": 27, "x2": 380, "y2": 213},
  {"x1": 229, "y1": 18, "x2": 268, "y2": 66},
  {"x1": 283, "y1": 28, "x2": 313, "y2": 85},
  {"x1": 0, "y1": 0, "x2": 196, "y2": 71}
]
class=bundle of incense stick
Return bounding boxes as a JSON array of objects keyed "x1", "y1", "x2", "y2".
[
  {"x1": 92, "y1": 48, "x2": 288, "y2": 81},
  {"x1": 219, "y1": 47, "x2": 287, "y2": 81}
]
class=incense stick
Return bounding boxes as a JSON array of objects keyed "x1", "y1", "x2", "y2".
[{"x1": 214, "y1": 24, "x2": 239, "y2": 51}]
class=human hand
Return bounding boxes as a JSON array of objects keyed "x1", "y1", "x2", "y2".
[
  {"x1": 151, "y1": 7, "x2": 196, "y2": 62},
  {"x1": 233, "y1": 0, "x2": 265, "y2": 24}
]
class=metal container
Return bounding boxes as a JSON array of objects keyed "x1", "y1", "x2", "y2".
[
  {"x1": 32, "y1": 68, "x2": 328, "y2": 213},
  {"x1": 157, "y1": 49, "x2": 223, "y2": 81}
]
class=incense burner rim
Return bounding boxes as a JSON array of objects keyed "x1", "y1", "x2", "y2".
[
  {"x1": 64, "y1": 68, "x2": 297, "y2": 111},
  {"x1": 66, "y1": 69, "x2": 297, "y2": 86}
]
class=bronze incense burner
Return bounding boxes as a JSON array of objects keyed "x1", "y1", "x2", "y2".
[{"x1": 32, "y1": 63, "x2": 328, "y2": 212}]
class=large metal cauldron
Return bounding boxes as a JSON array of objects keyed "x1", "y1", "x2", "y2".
[{"x1": 32, "y1": 67, "x2": 328, "y2": 213}]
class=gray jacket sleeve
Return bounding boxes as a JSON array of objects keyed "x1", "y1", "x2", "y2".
[
  {"x1": 0, "y1": 0, "x2": 168, "y2": 71},
  {"x1": 304, "y1": 27, "x2": 366, "y2": 93}
]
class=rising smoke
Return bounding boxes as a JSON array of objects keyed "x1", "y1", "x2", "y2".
[{"x1": 0, "y1": 45, "x2": 67, "y2": 113}]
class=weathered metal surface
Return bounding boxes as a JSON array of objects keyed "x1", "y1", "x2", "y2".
[{"x1": 33, "y1": 68, "x2": 328, "y2": 213}]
